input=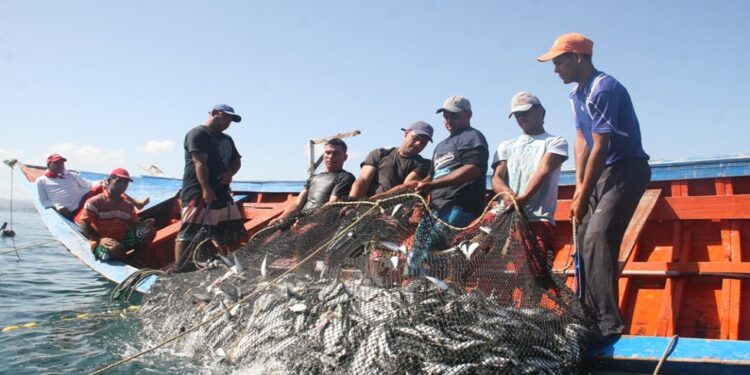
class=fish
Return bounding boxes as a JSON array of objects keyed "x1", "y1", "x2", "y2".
[
  {"x1": 217, "y1": 254, "x2": 234, "y2": 267},
  {"x1": 218, "y1": 299, "x2": 232, "y2": 322},
  {"x1": 260, "y1": 255, "x2": 268, "y2": 280},
  {"x1": 232, "y1": 253, "x2": 244, "y2": 273},
  {"x1": 424, "y1": 276, "x2": 449, "y2": 291},
  {"x1": 458, "y1": 241, "x2": 479, "y2": 260},
  {"x1": 391, "y1": 203, "x2": 403, "y2": 217},
  {"x1": 191, "y1": 293, "x2": 212, "y2": 305},
  {"x1": 389, "y1": 256, "x2": 399, "y2": 269}
]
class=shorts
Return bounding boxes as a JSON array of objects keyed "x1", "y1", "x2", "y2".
[
  {"x1": 93, "y1": 222, "x2": 152, "y2": 260},
  {"x1": 176, "y1": 197, "x2": 247, "y2": 246}
]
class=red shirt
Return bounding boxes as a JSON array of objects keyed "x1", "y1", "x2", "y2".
[{"x1": 77, "y1": 190, "x2": 138, "y2": 242}]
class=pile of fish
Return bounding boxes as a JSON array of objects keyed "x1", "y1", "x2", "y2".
[{"x1": 141, "y1": 267, "x2": 590, "y2": 374}]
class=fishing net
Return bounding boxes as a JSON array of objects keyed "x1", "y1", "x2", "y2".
[{"x1": 140, "y1": 190, "x2": 594, "y2": 374}]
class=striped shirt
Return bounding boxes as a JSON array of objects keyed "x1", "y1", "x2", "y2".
[{"x1": 77, "y1": 190, "x2": 138, "y2": 242}]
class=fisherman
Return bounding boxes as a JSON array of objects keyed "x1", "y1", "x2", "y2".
[
  {"x1": 491, "y1": 92, "x2": 568, "y2": 254},
  {"x1": 77, "y1": 168, "x2": 155, "y2": 262},
  {"x1": 417, "y1": 95, "x2": 489, "y2": 226},
  {"x1": 538, "y1": 32, "x2": 651, "y2": 346},
  {"x1": 409, "y1": 96, "x2": 489, "y2": 276},
  {"x1": 36, "y1": 153, "x2": 147, "y2": 220},
  {"x1": 348, "y1": 121, "x2": 433, "y2": 199},
  {"x1": 173, "y1": 104, "x2": 246, "y2": 271},
  {"x1": 270, "y1": 138, "x2": 355, "y2": 225}
]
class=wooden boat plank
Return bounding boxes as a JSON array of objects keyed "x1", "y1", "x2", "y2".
[
  {"x1": 589, "y1": 336, "x2": 750, "y2": 374},
  {"x1": 619, "y1": 189, "x2": 662, "y2": 273},
  {"x1": 556, "y1": 195, "x2": 750, "y2": 221}
]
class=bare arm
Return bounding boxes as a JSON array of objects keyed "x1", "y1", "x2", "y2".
[
  {"x1": 417, "y1": 164, "x2": 481, "y2": 193},
  {"x1": 218, "y1": 156, "x2": 241, "y2": 185},
  {"x1": 349, "y1": 165, "x2": 376, "y2": 199},
  {"x1": 403, "y1": 170, "x2": 425, "y2": 184},
  {"x1": 573, "y1": 130, "x2": 590, "y2": 195},
  {"x1": 571, "y1": 132, "x2": 610, "y2": 223},
  {"x1": 270, "y1": 189, "x2": 309, "y2": 224},
  {"x1": 79, "y1": 221, "x2": 101, "y2": 242},
  {"x1": 491, "y1": 161, "x2": 512, "y2": 195},
  {"x1": 191, "y1": 152, "x2": 214, "y2": 205},
  {"x1": 517, "y1": 153, "x2": 566, "y2": 205}
]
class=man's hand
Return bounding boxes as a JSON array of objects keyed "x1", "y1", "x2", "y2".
[
  {"x1": 99, "y1": 237, "x2": 122, "y2": 250},
  {"x1": 415, "y1": 181, "x2": 432, "y2": 194},
  {"x1": 202, "y1": 187, "x2": 216, "y2": 206},
  {"x1": 54, "y1": 205, "x2": 72, "y2": 219},
  {"x1": 217, "y1": 172, "x2": 233, "y2": 185},
  {"x1": 134, "y1": 197, "x2": 150, "y2": 210},
  {"x1": 570, "y1": 195, "x2": 589, "y2": 225}
]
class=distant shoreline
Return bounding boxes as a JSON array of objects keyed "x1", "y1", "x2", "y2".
[{"x1": 0, "y1": 198, "x2": 36, "y2": 212}]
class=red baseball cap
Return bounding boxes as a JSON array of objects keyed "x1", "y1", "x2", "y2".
[
  {"x1": 46, "y1": 153, "x2": 67, "y2": 164},
  {"x1": 109, "y1": 168, "x2": 133, "y2": 182},
  {"x1": 537, "y1": 32, "x2": 594, "y2": 62}
]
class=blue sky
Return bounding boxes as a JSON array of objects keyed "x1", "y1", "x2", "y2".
[{"x1": 1, "y1": 1, "x2": 749, "y2": 199}]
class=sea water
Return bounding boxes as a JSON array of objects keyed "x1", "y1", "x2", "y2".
[{"x1": 0, "y1": 211, "x2": 202, "y2": 374}]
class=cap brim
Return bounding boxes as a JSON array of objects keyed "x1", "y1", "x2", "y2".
[
  {"x1": 231, "y1": 114, "x2": 241, "y2": 123},
  {"x1": 537, "y1": 49, "x2": 566, "y2": 62},
  {"x1": 436, "y1": 106, "x2": 463, "y2": 114},
  {"x1": 509, "y1": 104, "x2": 534, "y2": 117},
  {"x1": 402, "y1": 128, "x2": 433, "y2": 142}
]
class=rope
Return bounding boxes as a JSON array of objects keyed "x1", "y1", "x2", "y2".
[
  {"x1": 2, "y1": 305, "x2": 141, "y2": 333},
  {"x1": 0, "y1": 239, "x2": 58, "y2": 255},
  {"x1": 89, "y1": 199, "x2": 385, "y2": 375},
  {"x1": 552, "y1": 220, "x2": 577, "y2": 273},
  {"x1": 4, "y1": 164, "x2": 19, "y2": 260},
  {"x1": 90, "y1": 191, "x2": 523, "y2": 374},
  {"x1": 8, "y1": 162, "x2": 14, "y2": 233},
  {"x1": 652, "y1": 335, "x2": 678, "y2": 375},
  {"x1": 110, "y1": 269, "x2": 167, "y2": 303}
]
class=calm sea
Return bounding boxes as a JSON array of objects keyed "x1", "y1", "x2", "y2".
[{"x1": 0, "y1": 211, "x2": 203, "y2": 374}]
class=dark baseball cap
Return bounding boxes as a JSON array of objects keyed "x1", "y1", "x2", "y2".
[
  {"x1": 401, "y1": 121, "x2": 434, "y2": 142},
  {"x1": 212, "y1": 104, "x2": 242, "y2": 123}
]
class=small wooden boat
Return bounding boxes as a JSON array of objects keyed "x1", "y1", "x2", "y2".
[
  {"x1": 9, "y1": 161, "x2": 293, "y2": 293},
  {"x1": 9, "y1": 155, "x2": 750, "y2": 373}
]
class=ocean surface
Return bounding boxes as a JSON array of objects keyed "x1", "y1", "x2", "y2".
[{"x1": 0, "y1": 211, "x2": 202, "y2": 374}]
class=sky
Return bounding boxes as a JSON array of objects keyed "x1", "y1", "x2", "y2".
[{"x1": 1, "y1": 1, "x2": 749, "y2": 200}]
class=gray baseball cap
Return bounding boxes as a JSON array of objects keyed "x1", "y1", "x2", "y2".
[
  {"x1": 401, "y1": 121, "x2": 434, "y2": 142},
  {"x1": 436, "y1": 95, "x2": 471, "y2": 114},
  {"x1": 509, "y1": 91, "x2": 542, "y2": 118}
]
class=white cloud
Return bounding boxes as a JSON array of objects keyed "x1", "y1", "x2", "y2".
[
  {"x1": 0, "y1": 148, "x2": 24, "y2": 164},
  {"x1": 137, "y1": 140, "x2": 175, "y2": 154},
  {"x1": 43, "y1": 143, "x2": 126, "y2": 170}
]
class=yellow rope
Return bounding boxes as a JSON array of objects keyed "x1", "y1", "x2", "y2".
[
  {"x1": 0, "y1": 239, "x2": 58, "y2": 255},
  {"x1": 2, "y1": 306, "x2": 140, "y2": 333}
]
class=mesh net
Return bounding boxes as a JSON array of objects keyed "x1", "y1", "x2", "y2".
[{"x1": 140, "y1": 191, "x2": 594, "y2": 374}]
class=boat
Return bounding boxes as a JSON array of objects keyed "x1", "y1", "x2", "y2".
[
  {"x1": 7, "y1": 154, "x2": 750, "y2": 373},
  {"x1": 7, "y1": 160, "x2": 294, "y2": 294}
]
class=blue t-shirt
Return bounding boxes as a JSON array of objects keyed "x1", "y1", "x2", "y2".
[
  {"x1": 430, "y1": 126, "x2": 489, "y2": 217},
  {"x1": 570, "y1": 71, "x2": 649, "y2": 165}
]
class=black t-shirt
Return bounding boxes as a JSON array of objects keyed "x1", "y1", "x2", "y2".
[
  {"x1": 429, "y1": 126, "x2": 489, "y2": 217},
  {"x1": 303, "y1": 170, "x2": 355, "y2": 211},
  {"x1": 361, "y1": 147, "x2": 430, "y2": 197},
  {"x1": 181, "y1": 125, "x2": 241, "y2": 203}
]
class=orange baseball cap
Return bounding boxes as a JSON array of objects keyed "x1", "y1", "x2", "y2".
[{"x1": 537, "y1": 32, "x2": 593, "y2": 62}]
